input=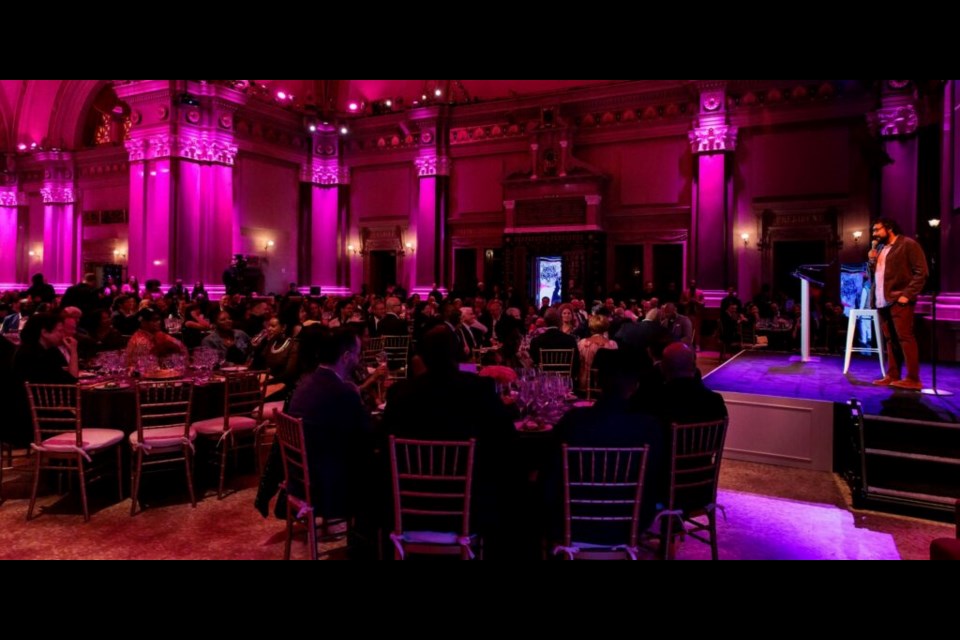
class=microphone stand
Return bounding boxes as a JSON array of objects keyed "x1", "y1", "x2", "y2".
[{"x1": 921, "y1": 274, "x2": 953, "y2": 396}]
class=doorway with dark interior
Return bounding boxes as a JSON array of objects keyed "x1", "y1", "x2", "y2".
[{"x1": 369, "y1": 250, "x2": 397, "y2": 297}]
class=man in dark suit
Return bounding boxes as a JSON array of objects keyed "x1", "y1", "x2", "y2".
[
  {"x1": 366, "y1": 299, "x2": 387, "y2": 337},
  {"x1": 287, "y1": 329, "x2": 375, "y2": 551},
  {"x1": 384, "y1": 326, "x2": 521, "y2": 558},
  {"x1": 652, "y1": 342, "x2": 727, "y2": 434},
  {"x1": 549, "y1": 349, "x2": 665, "y2": 545},
  {"x1": 378, "y1": 297, "x2": 407, "y2": 336},
  {"x1": 529, "y1": 309, "x2": 580, "y2": 381}
]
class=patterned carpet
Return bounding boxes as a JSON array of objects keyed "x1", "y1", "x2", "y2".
[{"x1": 0, "y1": 454, "x2": 952, "y2": 560}]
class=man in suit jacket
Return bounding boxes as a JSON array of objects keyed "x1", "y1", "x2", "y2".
[
  {"x1": 384, "y1": 326, "x2": 521, "y2": 558},
  {"x1": 549, "y1": 348, "x2": 665, "y2": 545},
  {"x1": 287, "y1": 329, "x2": 375, "y2": 525},
  {"x1": 651, "y1": 342, "x2": 727, "y2": 435},
  {"x1": 367, "y1": 299, "x2": 387, "y2": 337},
  {"x1": 378, "y1": 297, "x2": 408, "y2": 336},
  {"x1": 530, "y1": 309, "x2": 580, "y2": 381}
]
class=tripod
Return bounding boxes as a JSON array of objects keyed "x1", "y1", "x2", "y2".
[{"x1": 921, "y1": 289, "x2": 953, "y2": 396}]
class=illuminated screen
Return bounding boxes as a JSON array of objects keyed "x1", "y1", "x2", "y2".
[
  {"x1": 536, "y1": 256, "x2": 562, "y2": 305},
  {"x1": 840, "y1": 262, "x2": 870, "y2": 317}
]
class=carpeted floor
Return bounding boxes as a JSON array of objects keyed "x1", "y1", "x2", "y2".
[{"x1": 0, "y1": 452, "x2": 952, "y2": 559}]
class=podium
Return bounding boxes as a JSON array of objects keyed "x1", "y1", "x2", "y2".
[
  {"x1": 791, "y1": 265, "x2": 829, "y2": 363},
  {"x1": 842, "y1": 309, "x2": 885, "y2": 375}
]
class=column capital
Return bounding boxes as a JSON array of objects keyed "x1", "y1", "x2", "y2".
[
  {"x1": 125, "y1": 134, "x2": 237, "y2": 165},
  {"x1": 40, "y1": 186, "x2": 76, "y2": 204},
  {"x1": 503, "y1": 200, "x2": 516, "y2": 210},
  {"x1": 0, "y1": 189, "x2": 26, "y2": 206},
  {"x1": 303, "y1": 161, "x2": 350, "y2": 185},
  {"x1": 415, "y1": 155, "x2": 451, "y2": 177},
  {"x1": 688, "y1": 123, "x2": 738, "y2": 154},
  {"x1": 871, "y1": 103, "x2": 919, "y2": 138}
]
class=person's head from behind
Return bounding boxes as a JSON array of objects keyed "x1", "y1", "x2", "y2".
[
  {"x1": 21, "y1": 313, "x2": 64, "y2": 349},
  {"x1": 594, "y1": 349, "x2": 641, "y2": 400},
  {"x1": 137, "y1": 308, "x2": 162, "y2": 333},
  {"x1": 316, "y1": 328, "x2": 361, "y2": 376},
  {"x1": 661, "y1": 342, "x2": 698, "y2": 381},
  {"x1": 31, "y1": 273, "x2": 45, "y2": 286},
  {"x1": 420, "y1": 325, "x2": 459, "y2": 375},
  {"x1": 588, "y1": 314, "x2": 609, "y2": 336},
  {"x1": 543, "y1": 308, "x2": 562, "y2": 329}
]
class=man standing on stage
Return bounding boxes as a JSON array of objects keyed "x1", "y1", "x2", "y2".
[{"x1": 869, "y1": 217, "x2": 929, "y2": 390}]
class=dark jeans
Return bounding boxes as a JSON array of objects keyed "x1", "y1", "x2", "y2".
[{"x1": 877, "y1": 303, "x2": 920, "y2": 381}]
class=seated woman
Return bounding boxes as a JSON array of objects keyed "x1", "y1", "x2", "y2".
[
  {"x1": 125, "y1": 307, "x2": 187, "y2": 367},
  {"x1": 251, "y1": 316, "x2": 296, "y2": 397},
  {"x1": 77, "y1": 308, "x2": 126, "y2": 360},
  {"x1": 14, "y1": 312, "x2": 79, "y2": 384},
  {"x1": 201, "y1": 310, "x2": 252, "y2": 365},
  {"x1": 577, "y1": 315, "x2": 618, "y2": 392},
  {"x1": 181, "y1": 302, "x2": 213, "y2": 349}
]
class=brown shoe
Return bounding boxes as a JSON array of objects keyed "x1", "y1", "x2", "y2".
[
  {"x1": 872, "y1": 376, "x2": 899, "y2": 386},
  {"x1": 890, "y1": 379, "x2": 923, "y2": 391}
]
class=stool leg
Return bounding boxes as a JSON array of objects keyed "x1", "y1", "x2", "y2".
[
  {"x1": 873, "y1": 313, "x2": 885, "y2": 377},
  {"x1": 843, "y1": 313, "x2": 857, "y2": 374}
]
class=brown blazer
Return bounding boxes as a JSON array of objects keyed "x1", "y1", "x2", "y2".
[{"x1": 872, "y1": 235, "x2": 928, "y2": 305}]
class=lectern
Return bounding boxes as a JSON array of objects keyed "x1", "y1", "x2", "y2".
[{"x1": 792, "y1": 265, "x2": 829, "y2": 363}]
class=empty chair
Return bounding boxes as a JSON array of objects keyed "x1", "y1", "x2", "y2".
[
  {"x1": 382, "y1": 335, "x2": 410, "y2": 379},
  {"x1": 192, "y1": 370, "x2": 266, "y2": 498},
  {"x1": 653, "y1": 418, "x2": 729, "y2": 560},
  {"x1": 389, "y1": 436, "x2": 479, "y2": 560},
  {"x1": 274, "y1": 410, "x2": 320, "y2": 560},
  {"x1": 539, "y1": 348, "x2": 575, "y2": 377},
  {"x1": 130, "y1": 380, "x2": 197, "y2": 515},
  {"x1": 554, "y1": 445, "x2": 649, "y2": 560},
  {"x1": 24, "y1": 383, "x2": 124, "y2": 521}
]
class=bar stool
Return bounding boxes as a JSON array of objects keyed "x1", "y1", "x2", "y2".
[{"x1": 843, "y1": 309, "x2": 885, "y2": 375}]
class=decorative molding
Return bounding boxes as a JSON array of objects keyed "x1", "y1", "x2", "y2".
[
  {"x1": 178, "y1": 136, "x2": 238, "y2": 165},
  {"x1": 873, "y1": 104, "x2": 919, "y2": 137},
  {"x1": 688, "y1": 124, "x2": 738, "y2": 154},
  {"x1": 125, "y1": 134, "x2": 237, "y2": 165},
  {"x1": 414, "y1": 155, "x2": 451, "y2": 177},
  {"x1": 303, "y1": 162, "x2": 350, "y2": 185},
  {"x1": 40, "y1": 186, "x2": 76, "y2": 204},
  {"x1": 0, "y1": 190, "x2": 27, "y2": 206}
]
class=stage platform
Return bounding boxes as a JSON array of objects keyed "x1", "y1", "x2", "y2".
[{"x1": 703, "y1": 350, "x2": 960, "y2": 471}]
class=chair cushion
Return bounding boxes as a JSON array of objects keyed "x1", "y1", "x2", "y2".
[
  {"x1": 129, "y1": 426, "x2": 197, "y2": 449},
  {"x1": 193, "y1": 415, "x2": 259, "y2": 435},
  {"x1": 41, "y1": 428, "x2": 124, "y2": 453},
  {"x1": 252, "y1": 401, "x2": 284, "y2": 421},
  {"x1": 398, "y1": 531, "x2": 467, "y2": 545}
]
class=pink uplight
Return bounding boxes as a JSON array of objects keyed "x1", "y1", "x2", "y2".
[
  {"x1": 276, "y1": 91, "x2": 287, "y2": 100},
  {"x1": 17, "y1": 143, "x2": 27, "y2": 151},
  {"x1": 348, "y1": 102, "x2": 359, "y2": 112}
]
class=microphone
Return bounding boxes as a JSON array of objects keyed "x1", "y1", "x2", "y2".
[{"x1": 871, "y1": 240, "x2": 878, "y2": 251}]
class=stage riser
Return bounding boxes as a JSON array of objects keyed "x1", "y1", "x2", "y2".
[{"x1": 720, "y1": 392, "x2": 835, "y2": 472}]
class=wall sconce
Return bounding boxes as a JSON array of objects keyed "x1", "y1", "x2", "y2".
[
  {"x1": 403, "y1": 242, "x2": 415, "y2": 255},
  {"x1": 28, "y1": 248, "x2": 41, "y2": 259},
  {"x1": 852, "y1": 231, "x2": 863, "y2": 245},
  {"x1": 928, "y1": 218, "x2": 941, "y2": 229},
  {"x1": 740, "y1": 232, "x2": 750, "y2": 248},
  {"x1": 113, "y1": 249, "x2": 127, "y2": 261},
  {"x1": 348, "y1": 243, "x2": 365, "y2": 257},
  {"x1": 264, "y1": 239, "x2": 275, "y2": 251}
]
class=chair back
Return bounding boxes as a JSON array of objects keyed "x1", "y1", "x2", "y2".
[
  {"x1": 222, "y1": 370, "x2": 266, "y2": 421},
  {"x1": 561, "y1": 445, "x2": 649, "y2": 558},
  {"x1": 540, "y1": 348, "x2": 575, "y2": 377},
  {"x1": 362, "y1": 336, "x2": 384, "y2": 368},
  {"x1": 24, "y1": 383, "x2": 81, "y2": 447},
  {"x1": 390, "y1": 436, "x2": 476, "y2": 540},
  {"x1": 667, "y1": 418, "x2": 729, "y2": 514},
  {"x1": 273, "y1": 409, "x2": 312, "y2": 517},
  {"x1": 382, "y1": 335, "x2": 411, "y2": 379},
  {"x1": 135, "y1": 380, "x2": 194, "y2": 441}
]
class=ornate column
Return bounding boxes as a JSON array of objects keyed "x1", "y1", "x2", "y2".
[
  {"x1": 117, "y1": 81, "x2": 239, "y2": 287},
  {"x1": 302, "y1": 125, "x2": 351, "y2": 296},
  {"x1": 688, "y1": 83, "x2": 738, "y2": 294},
  {"x1": 0, "y1": 181, "x2": 26, "y2": 286},
  {"x1": 872, "y1": 80, "x2": 920, "y2": 238},
  {"x1": 413, "y1": 154, "x2": 450, "y2": 295},
  {"x1": 411, "y1": 106, "x2": 450, "y2": 296},
  {"x1": 35, "y1": 152, "x2": 79, "y2": 287}
]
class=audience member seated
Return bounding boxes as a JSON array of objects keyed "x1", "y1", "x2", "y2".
[
  {"x1": 14, "y1": 312, "x2": 79, "y2": 384},
  {"x1": 384, "y1": 325, "x2": 521, "y2": 559},
  {"x1": 112, "y1": 295, "x2": 140, "y2": 335},
  {"x1": 649, "y1": 343, "x2": 728, "y2": 440},
  {"x1": 76, "y1": 308, "x2": 126, "y2": 360},
  {"x1": 125, "y1": 308, "x2": 187, "y2": 367},
  {"x1": 530, "y1": 309, "x2": 580, "y2": 381},
  {"x1": 548, "y1": 349, "x2": 665, "y2": 547},
  {"x1": 577, "y1": 315, "x2": 618, "y2": 392},
  {"x1": 251, "y1": 316, "x2": 296, "y2": 391},
  {"x1": 201, "y1": 310, "x2": 252, "y2": 365},
  {"x1": 285, "y1": 329, "x2": 376, "y2": 556}
]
